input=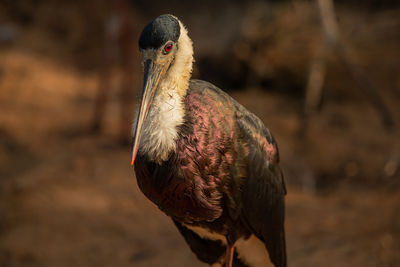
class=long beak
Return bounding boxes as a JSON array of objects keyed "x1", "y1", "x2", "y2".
[{"x1": 131, "y1": 59, "x2": 163, "y2": 165}]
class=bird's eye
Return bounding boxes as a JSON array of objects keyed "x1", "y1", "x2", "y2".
[{"x1": 164, "y1": 43, "x2": 173, "y2": 54}]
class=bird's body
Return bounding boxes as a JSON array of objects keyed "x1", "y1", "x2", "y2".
[{"x1": 131, "y1": 15, "x2": 287, "y2": 267}]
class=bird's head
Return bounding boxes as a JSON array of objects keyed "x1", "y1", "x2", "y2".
[{"x1": 131, "y1": 14, "x2": 193, "y2": 165}]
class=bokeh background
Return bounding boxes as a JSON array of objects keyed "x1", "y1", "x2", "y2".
[{"x1": 1, "y1": 0, "x2": 400, "y2": 266}]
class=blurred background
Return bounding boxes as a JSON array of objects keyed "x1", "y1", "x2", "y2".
[{"x1": 0, "y1": 0, "x2": 399, "y2": 266}]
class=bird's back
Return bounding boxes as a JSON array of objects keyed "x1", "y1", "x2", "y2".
[
  {"x1": 184, "y1": 79, "x2": 287, "y2": 267},
  {"x1": 184, "y1": 79, "x2": 286, "y2": 197}
]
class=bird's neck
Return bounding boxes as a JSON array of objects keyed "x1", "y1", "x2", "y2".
[
  {"x1": 139, "y1": 23, "x2": 193, "y2": 164},
  {"x1": 162, "y1": 22, "x2": 193, "y2": 98}
]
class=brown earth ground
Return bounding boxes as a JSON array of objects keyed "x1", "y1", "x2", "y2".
[
  {"x1": 1, "y1": 47, "x2": 399, "y2": 267},
  {"x1": 1, "y1": 2, "x2": 400, "y2": 267}
]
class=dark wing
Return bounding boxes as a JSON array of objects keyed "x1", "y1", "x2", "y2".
[
  {"x1": 185, "y1": 80, "x2": 286, "y2": 266},
  {"x1": 235, "y1": 104, "x2": 287, "y2": 267},
  {"x1": 173, "y1": 220, "x2": 249, "y2": 267}
]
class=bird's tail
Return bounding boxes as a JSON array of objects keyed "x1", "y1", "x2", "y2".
[{"x1": 266, "y1": 222, "x2": 287, "y2": 267}]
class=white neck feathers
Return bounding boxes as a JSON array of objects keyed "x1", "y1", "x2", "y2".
[{"x1": 138, "y1": 21, "x2": 193, "y2": 163}]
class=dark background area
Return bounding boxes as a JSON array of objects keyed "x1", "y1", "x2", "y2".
[{"x1": 0, "y1": 0, "x2": 399, "y2": 266}]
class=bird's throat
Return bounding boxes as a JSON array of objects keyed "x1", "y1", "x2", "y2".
[
  {"x1": 135, "y1": 20, "x2": 194, "y2": 164},
  {"x1": 138, "y1": 79, "x2": 186, "y2": 164}
]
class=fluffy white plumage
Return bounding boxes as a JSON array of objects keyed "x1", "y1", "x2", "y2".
[
  {"x1": 139, "y1": 86, "x2": 185, "y2": 162},
  {"x1": 136, "y1": 20, "x2": 193, "y2": 163}
]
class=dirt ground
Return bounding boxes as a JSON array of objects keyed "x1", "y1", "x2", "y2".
[
  {"x1": 1, "y1": 47, "x2": 399, "y2": 267},
  {"x1": 1, "y1": 2, "x2": 400, "y2": 267}
]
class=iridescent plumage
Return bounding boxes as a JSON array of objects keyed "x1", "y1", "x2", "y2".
[{"x1": 132, "y1": 15, "x2": 287, "y2": 267}]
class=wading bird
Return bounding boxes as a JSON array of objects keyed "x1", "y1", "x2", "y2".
[{"x1": 131, "y1": 14, "x2": 287, "y2": 267}]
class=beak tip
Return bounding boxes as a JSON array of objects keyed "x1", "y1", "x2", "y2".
[{"x1": 131, "y1": 149, "x2": 137, "y2": 166}]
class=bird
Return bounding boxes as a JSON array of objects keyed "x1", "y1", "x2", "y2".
[{"x1": 131, "y1": 14, "x2": 287, "y2": 267}]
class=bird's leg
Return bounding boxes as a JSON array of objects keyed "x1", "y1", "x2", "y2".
[
  {"x1": 224, "y1": 244, "x2": 234, "y2": 267},
  {"x1": 210, "y1": 244, "x2": 235, "y2": 267}
]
